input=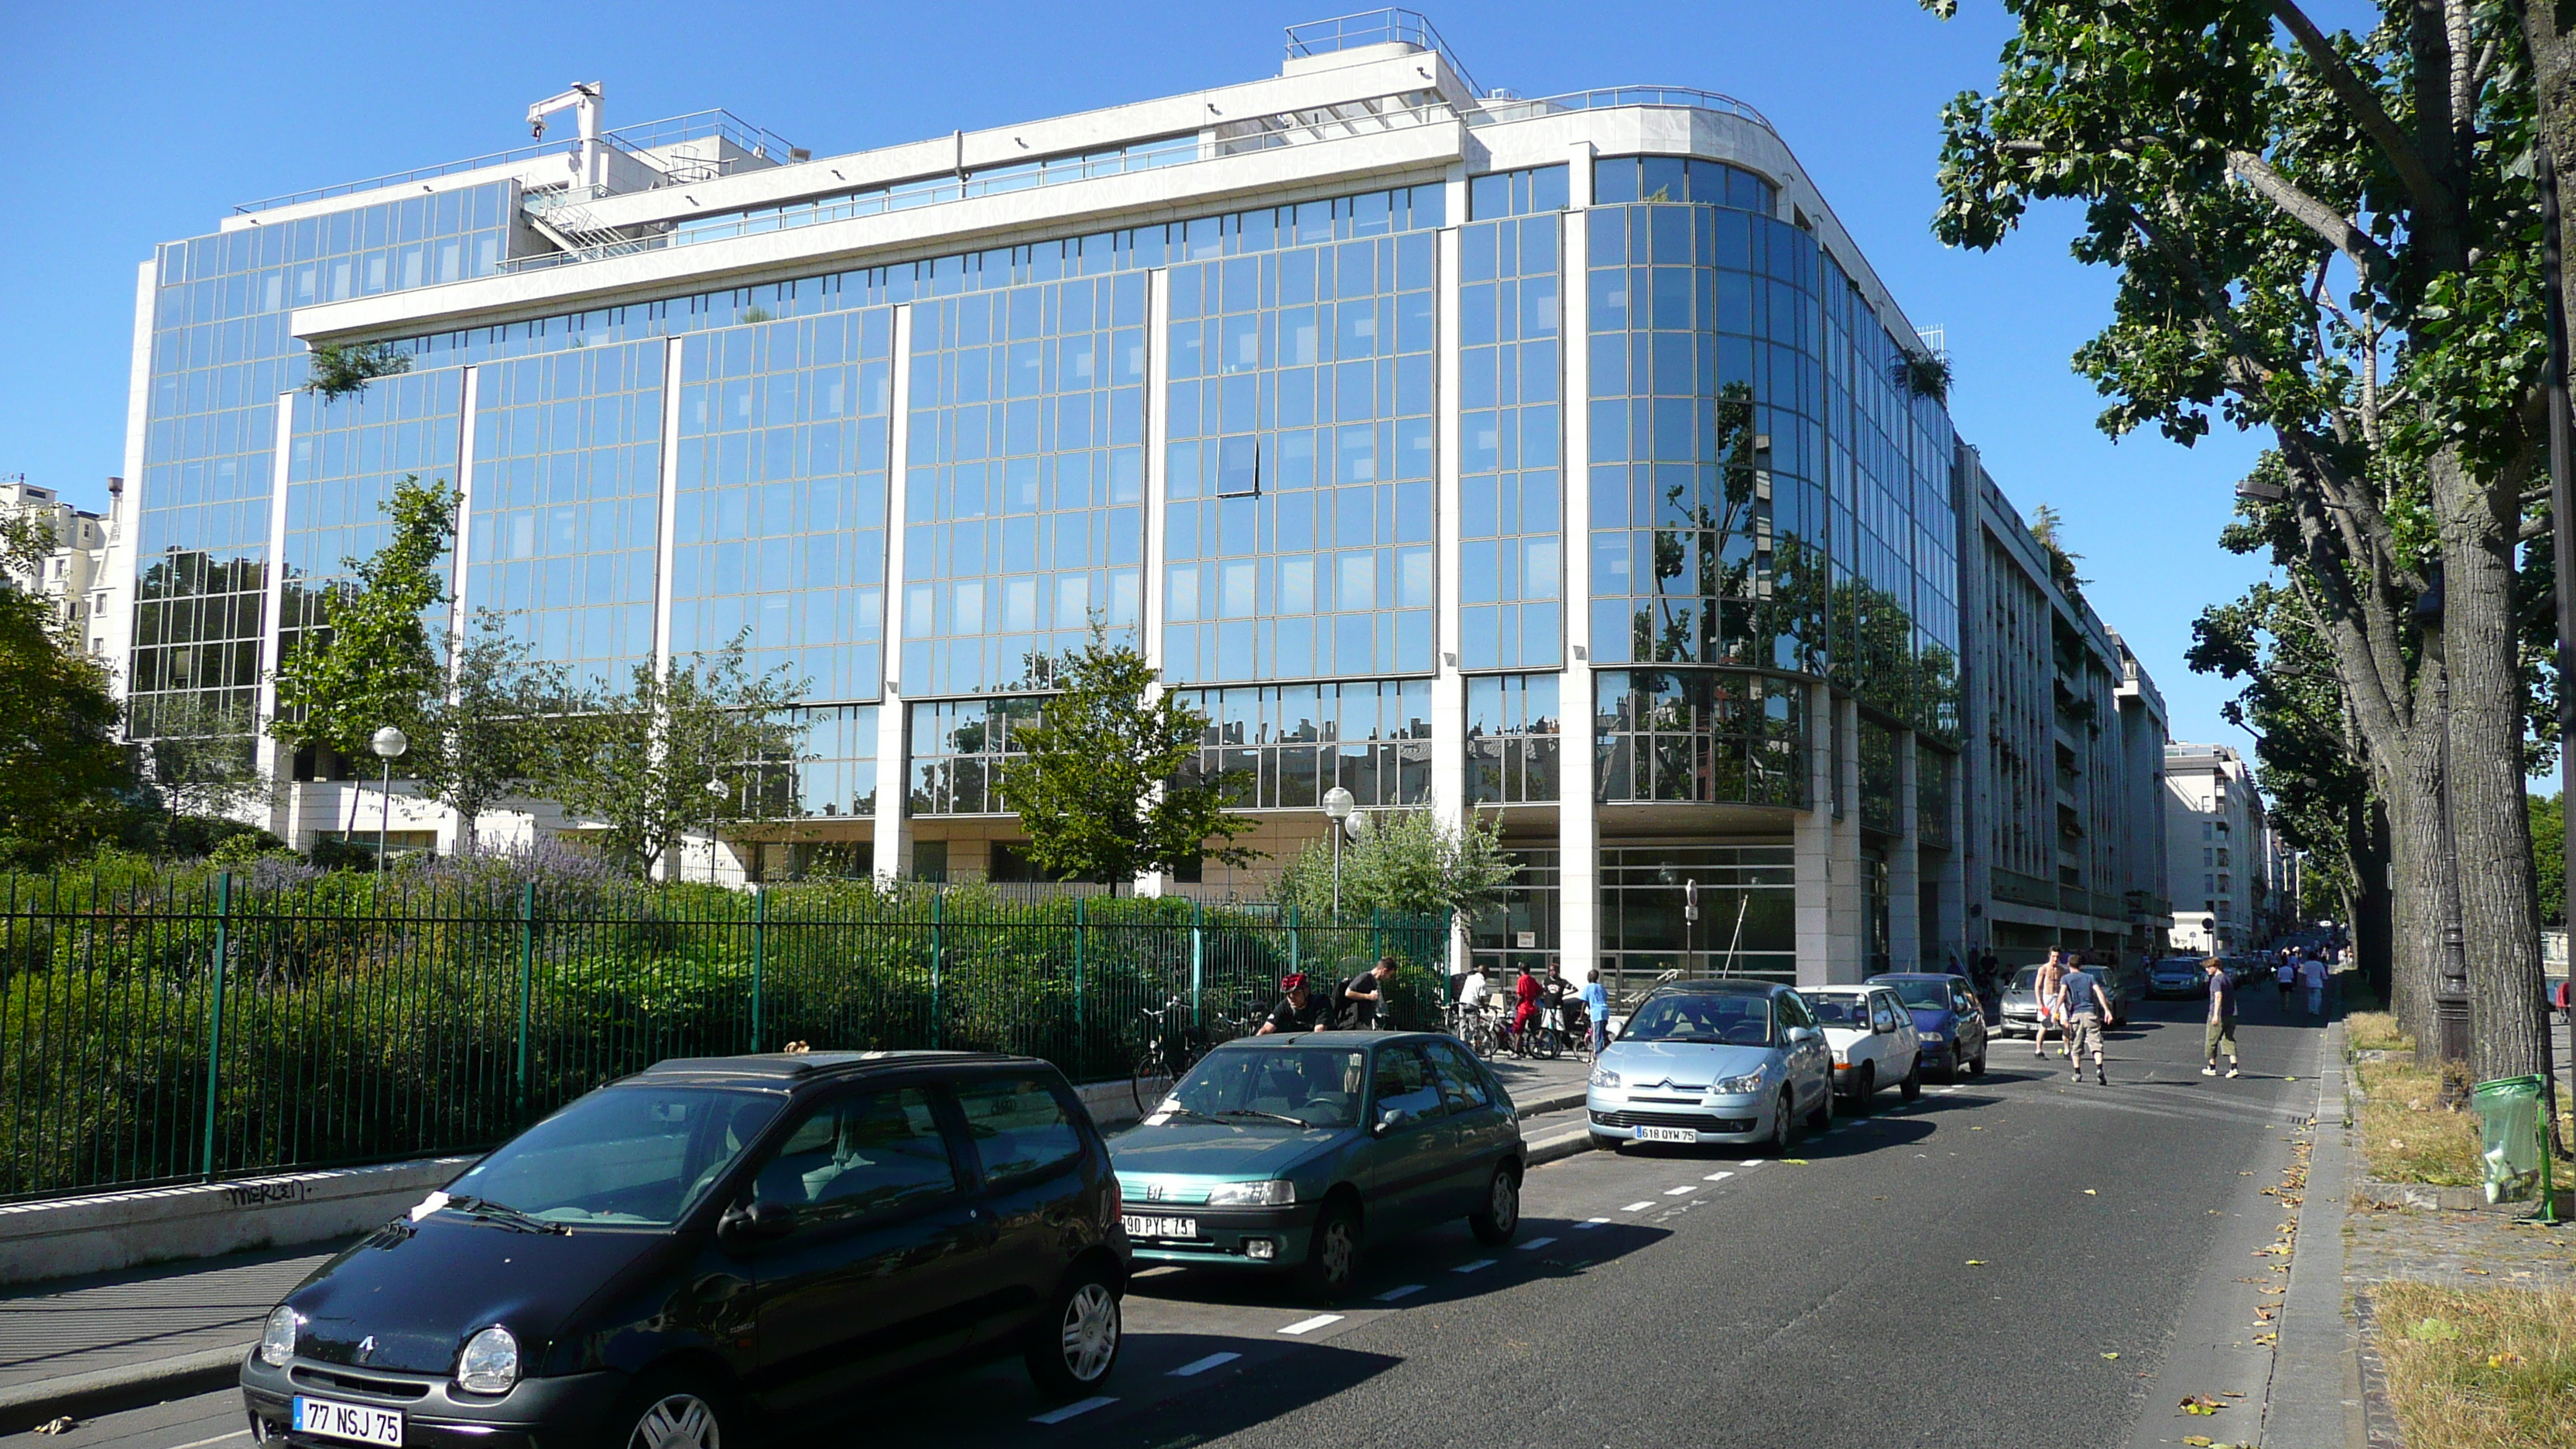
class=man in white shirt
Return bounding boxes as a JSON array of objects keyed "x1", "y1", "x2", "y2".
[{"x1": 2297, "y1": 954, "x2": 2328, "y2": 1017}]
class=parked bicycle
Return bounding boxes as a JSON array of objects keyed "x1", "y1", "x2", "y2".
[{"x1": 1131, "y1": 995, "x2": 1210, "y2": 1115}]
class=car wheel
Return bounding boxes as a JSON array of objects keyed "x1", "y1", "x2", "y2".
[
  {"x1": 1969, "y1": 1043, "x2": 1988, "y2": 1077},
  {"x1": 605, "y1": 1376, "x2": 729, "y2": 1449},
  {"x1": 1804, "y1": 1083, "x2": 1833, "y2": 1132},
  {"x1": 1469, "y1": 1162, "x2": 1522, "y2": 1245},
  {"x1": 1300, "y1": 1197, "x2": 1362, "y2": 1303},
  {"x1": 1842, "y1": 1064, "x2": 1875, "y2": 1114},
  {"x1": 1900, "y1": 1054, "x2": 1923, "y2": 1101},
  {"x1": 1025, "y1": 1262, "x2": 1122, "y2": 1401},
  {"x1": 1767, "y1": 1090, "x2": 1797, "y2": 1153},
  {"x1": 1937, "y1": 1046, "x2": 1959, "y2": 1084}
]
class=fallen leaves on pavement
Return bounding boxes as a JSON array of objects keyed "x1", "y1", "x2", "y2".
[{"x1": 2180, "y1": 1394, "x2": 2228, "y2": 1415}]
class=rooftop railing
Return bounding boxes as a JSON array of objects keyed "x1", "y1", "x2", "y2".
[
  {"x1": 502, "y1": 94, "x2": 1461, "y2": 274},
  {"x1": 1286, "y1": 8, "x2": 1483, "y2": 99},
  {"x1": 1468, "y1": 85, "x2": 1773, "y2": 133},
  {"x1": 233, "y1": 109, "x2": 797, "y2": 216}
]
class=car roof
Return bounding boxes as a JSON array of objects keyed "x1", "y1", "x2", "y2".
[
  {"x1": 1206, "y1": 1031, "x2": 1427, "y2": 1050},
  {"x1": 1807, "y1": 983, "x2": 1895, "y2": 998},
  {"x1": 1867, "y1": 973, "x2": 1959, "y2": 984},
  {"x1": 1648, "y1": 978, "x2": 1785, "y2": 996},
  {"x1": 621, "y1": 1049, "x2": 1032, "y2": 1090}
]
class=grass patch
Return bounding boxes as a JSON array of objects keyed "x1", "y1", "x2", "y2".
[
  {"x1": 2371, "y1": 1281, "x2": 2576, "y2": 1449},
  {"x1": 2348, "y1": 1009, "x2": 2413, "y2": 1053},
  {"x1": 2357, "y1": 1060, "x2": 2482, "y2": 1187}
]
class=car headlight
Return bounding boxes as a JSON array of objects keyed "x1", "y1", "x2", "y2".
[
  {"x1": 455, "y1": 1326, "x2": 519, "y2": 1395},
  {"x1": 1588, "y1": 1066, "x2": 1621, "y2": 1089},
  {"x1": 1920, "y1": 1030, "x2": 1946, "y2": 1043},
  {"x1": 1205, "y1": 1180, "x2": 1296, "y2": 1207},
  {"x1": 1711, "y1": 1071, "x2": 1766, "y2": 1095},
  {"x1": 1831, "y1": 1048, "x2": 1848, "y2": 1065},
  {"x1": 259, "y1": 1305, "x2": 299, "y2": 1367}
]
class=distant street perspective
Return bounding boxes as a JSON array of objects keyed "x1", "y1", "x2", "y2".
[{"x1": 5, "y1": 5, "x2": 2576, "y2": 1449}]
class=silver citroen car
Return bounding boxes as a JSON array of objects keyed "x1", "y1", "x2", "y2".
[{"x1": 1584, "y1": 980, "x2": 1834, "y2": 1154}]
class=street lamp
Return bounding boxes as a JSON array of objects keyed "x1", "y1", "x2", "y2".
[
  {"x1": 704, "y1": 774, "x2": 729, "y2": 884},
  {"x1": 369, "y1": 726, "x2": 409, "y2": 870},
  {"x1": 1323, "y1": 786, "x2": 1355, "y2": 919}
]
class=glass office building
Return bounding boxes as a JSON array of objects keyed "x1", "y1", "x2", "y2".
[{"x1": 111, "y1": 12, "x2": 1979, "y2": 988}]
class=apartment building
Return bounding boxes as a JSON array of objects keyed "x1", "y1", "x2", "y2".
[{"x1": 1, "y1": 475, "x2": 119, "y2": 659}]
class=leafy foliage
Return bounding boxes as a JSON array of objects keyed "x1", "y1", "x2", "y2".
[
  {"x1": 1273, "y1": 808, "x2": 1517, "y2": 923},
  {"x1": 997, "y1": 628, "x2": 1259, "y2": 886},
  {"x1": 270, "y1": 475, "x2": 454, "y2": 760},
  {"x1": 0, "y1": 518, "x2": 130, "y2": 866},
  {"x1": 302, "y1": 341, "x2": 413, "y2": 402},
  {"x1": 537, "y1": 641, "x2": 805, "y2": 876},
  {"x1": 2531, "y1": 792, "x2": 2564, "y2": 928}
]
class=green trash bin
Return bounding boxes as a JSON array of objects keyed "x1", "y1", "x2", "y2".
[{"x1": 2471, "y1": 1074, "x2": 2547, "y2": 1205}]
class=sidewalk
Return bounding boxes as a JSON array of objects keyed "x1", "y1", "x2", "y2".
[{"x1": 0, "y1": 1051, "x2": 1593, "y2": 1432}]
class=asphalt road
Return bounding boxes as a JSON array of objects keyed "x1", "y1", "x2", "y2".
[{"x1": 9, "y1": 985, "x2": 2330, "y2": 1449}]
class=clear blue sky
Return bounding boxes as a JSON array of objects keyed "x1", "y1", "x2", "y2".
[{"x1": 1, "y1": 0, "x2": 2279, "y2": 752}]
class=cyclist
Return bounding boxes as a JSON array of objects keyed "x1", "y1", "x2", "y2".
[
  {"x1": 1455, "y1": 964, "x2": 1493, "y2": 1026},
  {"x1": 1257, "y1": 973, "x2": 1332, "y2": 1035}
]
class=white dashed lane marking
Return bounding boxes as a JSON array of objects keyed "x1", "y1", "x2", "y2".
[
  {"x1": 1031, "y1": 1396, "x2": 1117, "y2": 1423},
  {"x1": 1375, "y1": 1284, "x2": 1424, "y2": 1302},
  {"x1": 1620, "y1": 1201, "x2": 1655, "y2": 1212},
  {"x1": 1703, "y1": 1171, "x2": 1735, "y2": 1181},
  {"x1": 1279, "y1": 1314, "x2": 1345, "y2": 1335},
  {"x1": 1663, "y1": 1184, "x2": 1698, "y2": 1196},
  {"x1": 1453, "y1": 1258, "x2": 1496, "y2": 1273},
  {"x1": 1169, "y1": 1352, "x2": 1241, "y2": 1377},
  {"x1": 1575, "y1": 1217, "x2": 1611, "y2": 1229},
  {"x1": 1519, "y1": 1235, "x2": 1558, "y2": 1251}
]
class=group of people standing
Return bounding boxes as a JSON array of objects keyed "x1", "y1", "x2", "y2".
[
  {"x1": 2026, "y1": 950, "x2": 2115, "y2": 1085},
  {"x1": 1453, "y1": 961, "x2": 1611, "y2": 1057}
]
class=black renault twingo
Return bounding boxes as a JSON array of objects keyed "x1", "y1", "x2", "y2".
[{"x1": 240, "y1": 1050, "x2": 1129, "y2": 1448}]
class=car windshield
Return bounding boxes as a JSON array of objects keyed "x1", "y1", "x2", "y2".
[
  {"x1": 440, "y1": 1086, "x2": 783, "y2": 1227},
  {"x1": 1166, "y1": 1047, "x2": 1368, "y2": 1129},
  {"x1": 1621, "y1": 993, "x2": 1775, "y2": 1046},
  {"x1": 1810, "y1": 994, "x2": 1871, "y2": 1026},
  {"x1": 2011, "y1": 966, "x2": 2043, "y2": 992},
  {"x1": 1886, "y1": 980, "x2": 1950, "y2": 1009}
]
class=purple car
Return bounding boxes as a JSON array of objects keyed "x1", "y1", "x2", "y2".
[{"x1": 1865, "y1": 972, "x2": 1989, "y2": 1081}]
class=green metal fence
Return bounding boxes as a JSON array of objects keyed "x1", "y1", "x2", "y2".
[{"x1": 0, "y1": 872, "x2": 1445, "y2": 1203}]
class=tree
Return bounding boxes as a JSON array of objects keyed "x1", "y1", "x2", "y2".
[
  {"x1": 1273, "y1": 809, "x2": 1518, "y2": 924},
  {"x1": 410, "y1": 611, "x2": 575, "y2": 855},
  {"x1": 2533, "y1": 792, "x2": 2566, "y2": 927},
  {"x1": 303, "y1": 341, "x2": 412, "y2": 402},
  {"x1": 1925, "y1": 0, "x2": 2554, "y2": 1083},
  {"x1": 0, "y1": 514, "x2": 130, "y2": 865},
  {"x1": 540, "y1": 641, "x2": 805, "y2": 877},
  {"x1": 996, "y1": 628, "x2": 1258, "y2": 887},
  {"x1": 270, "y1": 474, "x2": 452, "y2": 761}
]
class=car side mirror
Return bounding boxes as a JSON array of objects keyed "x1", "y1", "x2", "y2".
[
  {"x1": 718, "y1": 1200, "x2": 794, "y2": 1245},
  {"x1": 1789, "y1": 1026, "x2": 1819, "y2": 1044},
  {"x1": 1375, "y1": 1108, "x2": 1414, "y2": 1136}
]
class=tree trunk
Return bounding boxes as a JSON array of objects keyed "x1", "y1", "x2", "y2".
[
  {"x1": 2382, "y1": 758, "x2": 2444, "y2": 1046},
  {"x1": 2434, "y1": 449, "x2": 2553, "y2": 1084},
  {"x1": 2351, "y1": 793, "x2": 2394, "y2": 1009}
]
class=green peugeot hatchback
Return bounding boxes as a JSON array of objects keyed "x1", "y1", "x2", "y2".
[{"x1": 1108, "y1": 1031, "x2": 1524, "y2": 1300}]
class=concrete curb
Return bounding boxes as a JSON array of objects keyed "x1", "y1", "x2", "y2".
[
  {"x1": 2259, "y1": 1016, "x2": 2365, "y2": 1449},
  {"x1": 1513, "y1": 1088, "x2": 1588, "y2": 1121},
  {"x1": 0, "y1": 1345, "x2": 246, "y2": 1435}
]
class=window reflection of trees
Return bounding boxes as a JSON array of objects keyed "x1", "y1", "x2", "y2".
[{"x1": 1593, "y1": 669, "x2": 1804, "y2": 807}]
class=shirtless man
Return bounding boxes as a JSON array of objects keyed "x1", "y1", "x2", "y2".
[{"x1": 2033, "y1": 949, "x2": 2067, "y2": 1060}]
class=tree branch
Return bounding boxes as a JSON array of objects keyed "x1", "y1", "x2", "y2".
[
  {"x1": 2267, "y1": 0, "x2": 2452, "y2": 211},
  {"x1": 2227, "y1": 148, "x2": 2396, "y2": 283}
]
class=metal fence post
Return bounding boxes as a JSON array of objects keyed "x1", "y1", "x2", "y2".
[
  {"x1": 1073, "y1": 896, "x2": 1087, "y2": 1077},
  {"x1": 199, "y1": 872, "x2": 231, "y2": 1180},
  {"x1": 749, "y1": 886, "x2": 766, "y2": 1053},
  {"x1": 930, "y1": 892, "x2": 944, "y2": 1050},
  {"x1": 516, "y1": 882, "x2": 535, "y2": 1125},
  {"x1": 1190, "y1": 899, "x2": 1205, "y2": 1031},
  {"x1": 1288, "y1": 905, "x2": 1300, "y2": 986}
]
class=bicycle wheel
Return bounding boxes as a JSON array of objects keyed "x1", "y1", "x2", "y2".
[
  {"x1": 1131, "y1": 1048, "x2": 1166, "y2": 1116},
  {"x1": 1533, "y1": 1026, "x2": 1561, "y2": 1060}
]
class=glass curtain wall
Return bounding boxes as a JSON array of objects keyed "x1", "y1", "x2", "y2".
[
  {"x1": 464, "y1": 341, "x2": 665, "y2": 689},
  {"x1": 673, "y1": 308, "x2": 895, "y2": 702},
  {"x1": 903, "y1": 273, "x2": 1149, "y2": 697},
  {"x1": 1179, "y1": 679, "x2": 1433, "y2": 810},
  {"x1": 1459, "y1": 166, "x2": 1566, "y2": 671},
  {"x1": 1597, "y1": 844, "x2": 1796, "y2": 985},
  {"x1": 1162, "y1": 196, "x2": 1442, "y2": 683},
  {"x1": 132, "y1": 183, "x2": 512, "y2": 738},
  {"x1": 1464, "y1": 673, "x2": 1560, "y2": 803}
]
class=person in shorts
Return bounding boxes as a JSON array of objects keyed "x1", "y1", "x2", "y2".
[
  {"x1": 2033, "y1": 949, "x2": 2066, "y2": 1059},
  {"x1": 2201, "y1": 957, "x2": 2241, "y2": 1077},
  {"x1": 2058, "y1": 957, "x2": 2112, "y2": 1085},
  {"x1": 1579, "y1": 970, "x2": 1610, "y2": 1056}
]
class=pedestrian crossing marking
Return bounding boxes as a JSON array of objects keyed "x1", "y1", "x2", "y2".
[
  {"x1": 1031, "y1": 1396, "x2": 1117, "y2": 1423},
  {"x1": 1170, "y1": 1352, "x2": 1241, "y2": 1377},
  {"x1": 1279, "y1": 1314, "x2": 1345, "y2": 1335}
]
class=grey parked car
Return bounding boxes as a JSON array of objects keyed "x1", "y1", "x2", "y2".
[
  {"x1": 1586, "y1": 980, "x2": 1834, "y2": 1154},
  {"x1": 1999, "y1": 965, "x2": 2047, "y2": 1037}
]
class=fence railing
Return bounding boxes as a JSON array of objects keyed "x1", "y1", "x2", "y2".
[{"x1": 0, "y1": 873, "x2": 1444, "y2": 1203}]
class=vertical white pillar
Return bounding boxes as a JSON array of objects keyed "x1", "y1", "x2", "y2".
[
  {"x1": 1793, "y1": 680, "x2": 1834, "y2": 987},
  {"x1": 255, "y1": 392, "x2": 296, "y2": 839},
  {"x1": 1136, "y1": 269, "x2": 1173, "y2": 899},
  {"x1": 872, "y1": 305, "x2": 916, "y2": 885},
  {"x1": 1430, "y1": 224, "x2": 1467, "y2": 974},
  {"x1": 101, "y1": 259, "x2": 157, "y2": 702},
  {"x1": 1828, "y1": 695, "x2": 1865, "y2": 982},
  {"x1": 444, "y1": 365, "x2": 481, "y2": 680},
  {"x1": 1889, "y1": 727, "x2": 1921, "y2": 971},
  {"x1": 652, "y1": 337, "x2": 684, "y2": 677},
  {"x1": 1557, "y1": 176, "x2": 1599, "y2": 986}
]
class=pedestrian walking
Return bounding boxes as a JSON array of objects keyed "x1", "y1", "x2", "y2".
[
  {"x1": 2200, "y1": 957, "x2": 2242, "y2": 1077},
  {"x1": 2033, "y1": 949, "x2": 2066, "y2": 1060},
  {"x1": 2273, "y1": 952, "x2": 2296, "y2": 1009},
  {"x1": 1338, "y1": 957, "x2": 1396, "y2": 1029},
  {"x1": 2298, "y1": 953, "x2": 2327, "y2": 1017},
  {"x1": 1580, "y1": 969, "x2": 1610, "y2": 1056},
  {"x1": 2058, "y1": 956, "x2": 2112, "y2": 1084}
]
